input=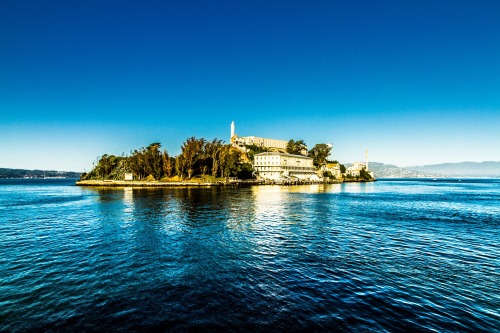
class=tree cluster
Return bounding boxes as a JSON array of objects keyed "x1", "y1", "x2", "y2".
[
  {"x1": 286, "y1": 139, "x2": 307, "y2": 155},
  {"x1": 359, "y1": 168, "x2": 373, "y2": 181},
  {"x1": 82, "y1": 135, "x2": 341, "y2": 182},
  {"x1": 287, "y1": 140, "x2": 333, "y2": 166},
  {"x1": 308, "y1": 143, "x2": 332, "y2": 167},
  {"x1": 81, "y1": 138, "x2": 253, "y2": 181}
]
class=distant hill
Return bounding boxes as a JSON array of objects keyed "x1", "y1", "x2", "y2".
[
  {"x1": 406, "y1": 161, "x2": 500, "y2": 177},
  {"x1": 0, "y1": 168, "x2": 81, "y2": 179},
  {"x1": 367, "y1": 162, "x2": 440, "y2": 178},
  {"x1": 367, "y1": 161, "x2": 500, "y2": 178}
]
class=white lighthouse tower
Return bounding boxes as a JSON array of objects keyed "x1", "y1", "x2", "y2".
[{"x1": 230, "y1": 121, "x2": 235, "y2": 141}]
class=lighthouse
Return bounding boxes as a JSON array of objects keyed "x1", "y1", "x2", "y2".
[{"x1": 230, "y1": 121, "x2": 235, "y2": 141}]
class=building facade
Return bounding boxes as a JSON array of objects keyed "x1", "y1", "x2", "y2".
[
  {"x1": 254, "y1": 152, "x2": 319, "y2": 180},
  {"x1": 230, "y1": 121, "x2": 288, "y2": 150},
  {"x1": 345, "y1": 162, "x2": 374, "y2": 178},
  {"x1": 345, "y1": 150, "x2": 375, "y2": 178},
  {"x1": 345, "y1": 162, "x2": 366, "y2": 177},
  {"x1": 323, "y1": 163, "x2": 342, "y2": 179},
  {"x1": 234, "y1": 136, "x2": 288, "y2": 150}
]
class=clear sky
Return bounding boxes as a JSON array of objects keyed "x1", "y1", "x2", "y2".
[{"x1": 1, "y1": 0, "x2": 499, "y2": 171}]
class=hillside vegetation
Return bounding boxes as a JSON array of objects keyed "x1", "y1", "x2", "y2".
[{"x1": 81, "y1": 139, "x2": 253, "y2": 181}]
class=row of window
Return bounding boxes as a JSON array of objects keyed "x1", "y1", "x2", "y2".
[
  {"x1": 255, "y1": 162, "x2": 313, "y2": 167},
  {"x1": 256, "y1": 166, "x2": 315, "y2": 171}
]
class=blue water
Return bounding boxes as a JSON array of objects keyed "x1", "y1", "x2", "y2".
[{"x1": 0, "y1": 179, "x2": 499, "y2": 332}]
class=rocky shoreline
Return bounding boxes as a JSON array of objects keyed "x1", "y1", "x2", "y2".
[
  {"x1": 76, "y1": 179, "x2": 373, "y2": 187},
  {"x1": 75, "y1": 180, "x2": 231, "y2": 187}
]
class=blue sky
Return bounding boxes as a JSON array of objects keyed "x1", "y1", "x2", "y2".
[{"x1": 1, "y1": 0, "x2": 499, "y2": 171}]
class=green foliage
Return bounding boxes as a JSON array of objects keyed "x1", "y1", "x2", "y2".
[
  {"x1": 179, "y1": 137, "x2": 206, "y2": 179},
  {"x1": 82, "y1": 154, "x2": 126, "y2": 180},
  {"x1": 245, "y1": 144, "x2": 268, "y2": 153},
  {"x1": 127, "y1": 143, "x2": 164, "y2": 180},
  {"x1": 237, "y1": 162, "x2": 254, "y2": 180},
  {"x1": 359, "y1": 168, "x2": 373, "y2": 181},
  {"x1": 339, "y1": 164, "x2": 346, "y2": 173},
  {"x1": 308, "y1": 143, "x2": 332, "y2": 167},
  {"x1": 221, "y1": 149, "x2": 240, "y2": 178},
  {"x1": 245, "y1": 144, "x2": 270, "y2": 162},
  {"x1": 286, "y1": 139, "x2": 307, "y2": 155},
  {"x1": 204, "y1": 139, "x2": 224, "y2": 177},
  {"x1": 84, "y1": 137, "x2": 251, "y2": 181},
  {"x1": 84, "y1": 144, "x2": 167, "y2": 181}
]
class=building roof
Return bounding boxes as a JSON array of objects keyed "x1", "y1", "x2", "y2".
[{"x1": 255, "y1": 152, "x2": 312, "y2": 159}]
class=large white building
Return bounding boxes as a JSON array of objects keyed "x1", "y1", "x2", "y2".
[
  {"x1": 230, "y1": 121, "x2": 288, "y2": 150},
  {"x1": 253, "y1": 152, "x2": 319, "y2": 181}
]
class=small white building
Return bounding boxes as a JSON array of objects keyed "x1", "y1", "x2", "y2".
[
  {"x1": 253, "y1": 152, "x2": 319, "y2": 181},
  {"x1": 124, "y1": 173, "x2": 134, "y2": 181}
]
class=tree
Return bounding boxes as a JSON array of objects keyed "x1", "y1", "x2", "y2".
[
  {"x1": 359, "y1": 168, "x2": 373, "y2": 181},
  {"x1": 237, "y1": 162, "x2": 254, "y2": 179},
  {"x1": 144, "y1": 143, "x2": 162, "y2": 180},
  {"x1": 308, "y1": 143, "x2": 332, "y2": 167},
  {"x1": 218, "y1": 145, "x2": 231, "y2": 178},
  {"x1": 175, "y1": 155, "x2": 185, "y2": 179},
  {"x1": 82, "y1": 153, "x2": 126, "y2": 180},
  {"x1": 205, "y1": 139, "x2": 224, "y2": 177},
  {"x1": 286, "y1": 139, "x2": 307, "y2": 155},
  {"x1": 180, "y1": 137, "x2": 205, "y2": 178},
  {"x1": 223, "y1": 150, "x2": 240, "y2": 178},
  {"x1": 218, "y1": 145, "x2": 240, "y2": 178},
  {"x1": 245, "y1": 144, "x2": 269, "y2": 162},
  {"x1": 129, "y1": 148, "x2": 147, "y2": 180},
  {"x1": 161, "y1": 150, "x2": 173, "y2": 178},
  {"x1": 339, "y1": 164, "x2": 346, "y2": 174}
]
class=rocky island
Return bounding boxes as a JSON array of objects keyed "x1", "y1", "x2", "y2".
[{"x1": 77, "y1": 122, "x2": 374, "y2": 187}]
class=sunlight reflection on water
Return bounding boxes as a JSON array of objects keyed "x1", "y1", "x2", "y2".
[{"x1": 0, "y1": 179, "x2": 499, "y2": 332}]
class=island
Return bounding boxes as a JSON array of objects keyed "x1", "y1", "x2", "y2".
[{"x1": 77, "y1": 122, "x2": 374, "y2": 187}]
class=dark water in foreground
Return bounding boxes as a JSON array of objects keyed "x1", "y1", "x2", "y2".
[{"x1": 0, "y1": 179, "x2": 499, "y2": 332}]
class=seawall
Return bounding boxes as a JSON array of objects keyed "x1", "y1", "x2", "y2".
[{"x1": 75, "y1": 180, "x2": 232, "y2": 187}]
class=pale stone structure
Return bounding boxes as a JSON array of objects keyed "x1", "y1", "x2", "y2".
[{"x1": 230, "y1": 121, "x2": 288, "y2": 150}]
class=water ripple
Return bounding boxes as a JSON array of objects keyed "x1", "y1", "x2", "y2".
[{"x1": 0, "y1": 179, "x2": 499, "y2": 332}]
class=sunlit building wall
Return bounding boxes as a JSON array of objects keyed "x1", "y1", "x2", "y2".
[{"x1": 254, "y1": 152, "x2": 318, "y2": 180}]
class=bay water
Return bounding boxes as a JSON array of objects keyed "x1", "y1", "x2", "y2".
[{"x1": 0, "y1": 179, "x2": 499, "y2": 332}]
